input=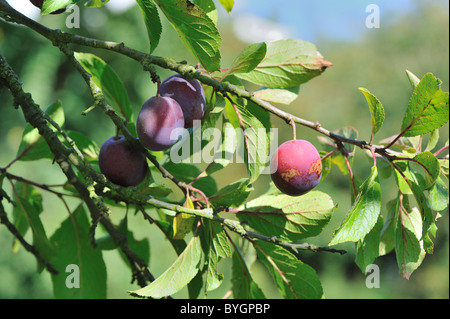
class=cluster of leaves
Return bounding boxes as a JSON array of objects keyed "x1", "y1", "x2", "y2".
[{"x1": 0, "y1": 0, "x2": 448, "y2": 299}]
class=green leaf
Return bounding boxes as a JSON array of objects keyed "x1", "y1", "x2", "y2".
[
  {"x1": 210, "y1": 222, "x2": 232, "y2": 258},
  {"x1": 16, "y1": 100, "x2": 65, "y2": 161},
  {"x1": 163, "y1": 161, "x2": 217, "y2": 197},
  {"x1": 172, "y1": 197, "x2": 196, "y2": 240},
  {"x1": 425, "y1": 129, "x2": 439, "y2": 152},
  {"x1": 411, "y1": 151, "x2": 440, "y2": 189},
  {"x1": 406, "y1": 69, "x2": 421, "y2": 89},
  {"x1": 237, "y1": 39, "x2": 332, "y2": 88},
  {"x1": 192, "y1": 0, "x2": 217, "y2": 25},
  {"x1": 319, "y1": 150, "x2": 332, "y2": 182},
  {"x1": 254, "y1": 240, "x2": 323, "y2": 299},
  {"x1": 232, "y1": 247, "x2": 265, "y2": 299},
  {"x1": 358, "y1": 87, "x2": 385, "y2": 141},
  {"x1": 209, "y1": 178, "x2": 252, "y2": 207},
  {"x1": 154, "y1": 0, "x2": 221, "y2": 72},
  {"x1": 254, "y1": 87, "x2": 300, "y2": 105},
  {"x1": 85, "y1": 0, "x2": 110, "y2": 7},
  {"x1": 130, "y1": 235, "x2": 203, "y2": 298},
  {"x1": 136, "y1": 0, "x2": 162, "y2": 53},
  {"x1": 217, "y1": 0, "x2": 234, "y2": 13},
  {"x1": 227, "y1": 42, "x2": 267, "y2": 75},
  {"x1": 401, "y1": 73, "x2": 449, "y2": 137},
  {"x1": 50, "y1": 204, "x2": 107, "y2": 298},
  {"x1": 41, "y1": 0, "x2": 74, "y2": 14},
  {"x1": 235, "y1": 104, "x2": 269, "y2": 184},
  {"x1": 379, "y1": 199, "x2": 397, "y2": 256},
  {"x1": 11, "y1": 184, "x2": 54, "y2": 271},
  {"x1": 204, "y1": 119, "x2": 238, "y2": 175},
  {"x1": 427, "y1": 177, "x2": 449, "y2": 212},
  {"x1": 355, "y1": 215, "x2": 383, "y2": 273},
  {"x1": 66, "y1": 130, "x2": 100, "y2": 161},
  {"x1": 395, "y1": 206, "x2": 425, "y2": 279},
  {"x1": 202, "y1": 221, "x2": 228, "y2": 292},
  {"x1": 238, "y1": 192, "x2": 335, "y2": 241},
  {"x1": 74, "y1": 52, "x2": 134, "y2": 131},
  {"x1": 329, "y1": 166, "x2": 381, "y2": 246}
]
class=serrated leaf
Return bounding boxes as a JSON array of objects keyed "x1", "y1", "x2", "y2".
[
  {"x1": 217, "y1": 0, "x2": 234, "y2": 13},
  {"x1": 254, "y1": 240, "x2": 323, "y2": 299},
  {"x1": 136, "y1": 0, "x2": 162, "y2": 53},
  {"x1": 411, "y1": 151, "x2": 440, "y2": 189},
  {"x1": 74, "y1": 52, "x2": 134, "y2": 133},
  {"x1": 130, "y1": 235, "x2": 203, "y2": 298},
  {"x1": 209, "y1": 178, "x2": 252, "y2": 207},
  {"x1": 254, "y1": 87, "x2": 300, "y2": 105},
  {"x1": 227, "y1": 42, "x2": 267, "y2": 75},
  {"x1": 173, "y1": 196, "x2": 196, "y2": 240},
  {"x1": 238, "y1": 192, "x2": 335, "y2": 241},
  {"x1": 406, "y1": 69, "x2": 421, "y2": 89},
  {"x1": 355, "y1": 216, "x2": 383, "y2": 273},
  {"x1": 85, "y1": 0, "x2": 110, "y2": 7},
  {"x1": 205, "y1": 119, "x2": 238, "y2": 175},
  {"x1": 359, "y1": 87, "x2": 385, "y2": 142},
  {"x1": 210, "y1": 222, "x2": 232, "y2": 258},
  {"x1": 329, "y1": 166, "x2": 381, "y2": 246},
  {"x1": 65, "y1": 130, "x2": 100, "y2": 160},
  {"x1": 163, "y1": 161, "x2": 217, "y2": 197},
  {"x1": 192, "y1": 0, "x2": 217, "y2": 25},
  {"x1": 379, "y1": 199, "x2": 397, "y2": 256},
  {"x1": 425, "y1": 129, "x2": 439, "y2": 152},
  {"x1": 50, "y1": 204, "x2": 107, "y2": 298},
  {"x1": 235, "y1": 104, "x2": 269, "y2": 184},
  {"x1": 154, "y1": 0, "x2": 221, "y2": 72},
  {"x1": 237, "y1": 39, "x2": 332, "y2": 88},
  {"x1": 395, "y1": 206, "x2": 425, "y2": 279},
  {"x1": 401, "y1": 73, "x2": 449, "y2": 137},
  {"x1": 232, "y1": 247, "x2": 265, "y2": 299},
  {"x1": 427, "y1": 177, "x2": 449, "y2": 212},
  {"x1": 41, "y1": 0, "x2": 74, "y2": 14},
  {"x1": 11, "y1": 183, "x2": 54, "y2": 271}
]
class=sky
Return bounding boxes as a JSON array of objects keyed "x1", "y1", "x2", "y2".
[{"x1": 8, "y1": 0, "x2": 449, "y2": 43}]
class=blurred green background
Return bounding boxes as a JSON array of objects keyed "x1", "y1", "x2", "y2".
[{"x1": 0, "y1": 0, "x2": 448, "y2": 298}]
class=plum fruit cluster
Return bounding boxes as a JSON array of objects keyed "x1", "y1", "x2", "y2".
[
  {"x1": 30, "y1": 0, "x2": 66, "y2": 14},
  {"x1": 137, "y1": 74, "x2": 206, "y2": 151},
  {"x1": 159, "y1": 74, "x2": 206, "y2": 128},
  {"x1": 98, "y1": 74, "x2": 205, "y2": 187},
  {"x1": 270, "y1": 140, "x2": 322, "y2": 196},
  {"x1": 98, "y1": 135, "x2": 149, "y2": 187},
  {"x1": 97, "y1": 72, "x2": 322, "y2": 195}
]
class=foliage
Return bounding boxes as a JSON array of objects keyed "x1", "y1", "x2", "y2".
[{"x1": 0, "y1": 0, "x2": 448, "y2": 299}]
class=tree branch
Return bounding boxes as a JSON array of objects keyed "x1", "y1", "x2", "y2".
[{"x1": 0, "y1": 0, "x2": 371, "y2": 151}]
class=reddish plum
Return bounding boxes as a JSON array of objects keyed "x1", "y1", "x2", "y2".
[
  {"x1": 136, "y1": 96, "x2": 185, "y2": 151},
  {"x1": 99, "y1": 135, "x2": 149, "y2": 187},
  {"x1": 159, "y1": 74, "x2": 206, "y2": 128},
  {"x1": 270, "y1": 140, "x2": 322, "y2": 196}
]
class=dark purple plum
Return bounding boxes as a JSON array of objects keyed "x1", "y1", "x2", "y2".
[
  {"x1": 270, "y1": 140, "x2": 322, "y2": 196},
  {"x1": 159, "y1": 74, "x2": 206, "y2": 128},
  {"x1": 136, "y1": 96, "x2": 185, "y2": 151},
  {"x1": 99, "y1": 135, "x2": 149, "y2": 187},
  {"x1": 30, "y1": 0, "x2": 66, "y2": 14}
]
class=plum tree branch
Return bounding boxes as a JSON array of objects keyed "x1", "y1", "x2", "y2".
[
  {"x1": 0, "y1": 52, "x2": 155, "y2": 287},
  {"x1": 0, "y1": 0, "x2": 371, "y2": 152},
  {"x1": 1, "y1": 50, "x2": 344, "y2": 258}
]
